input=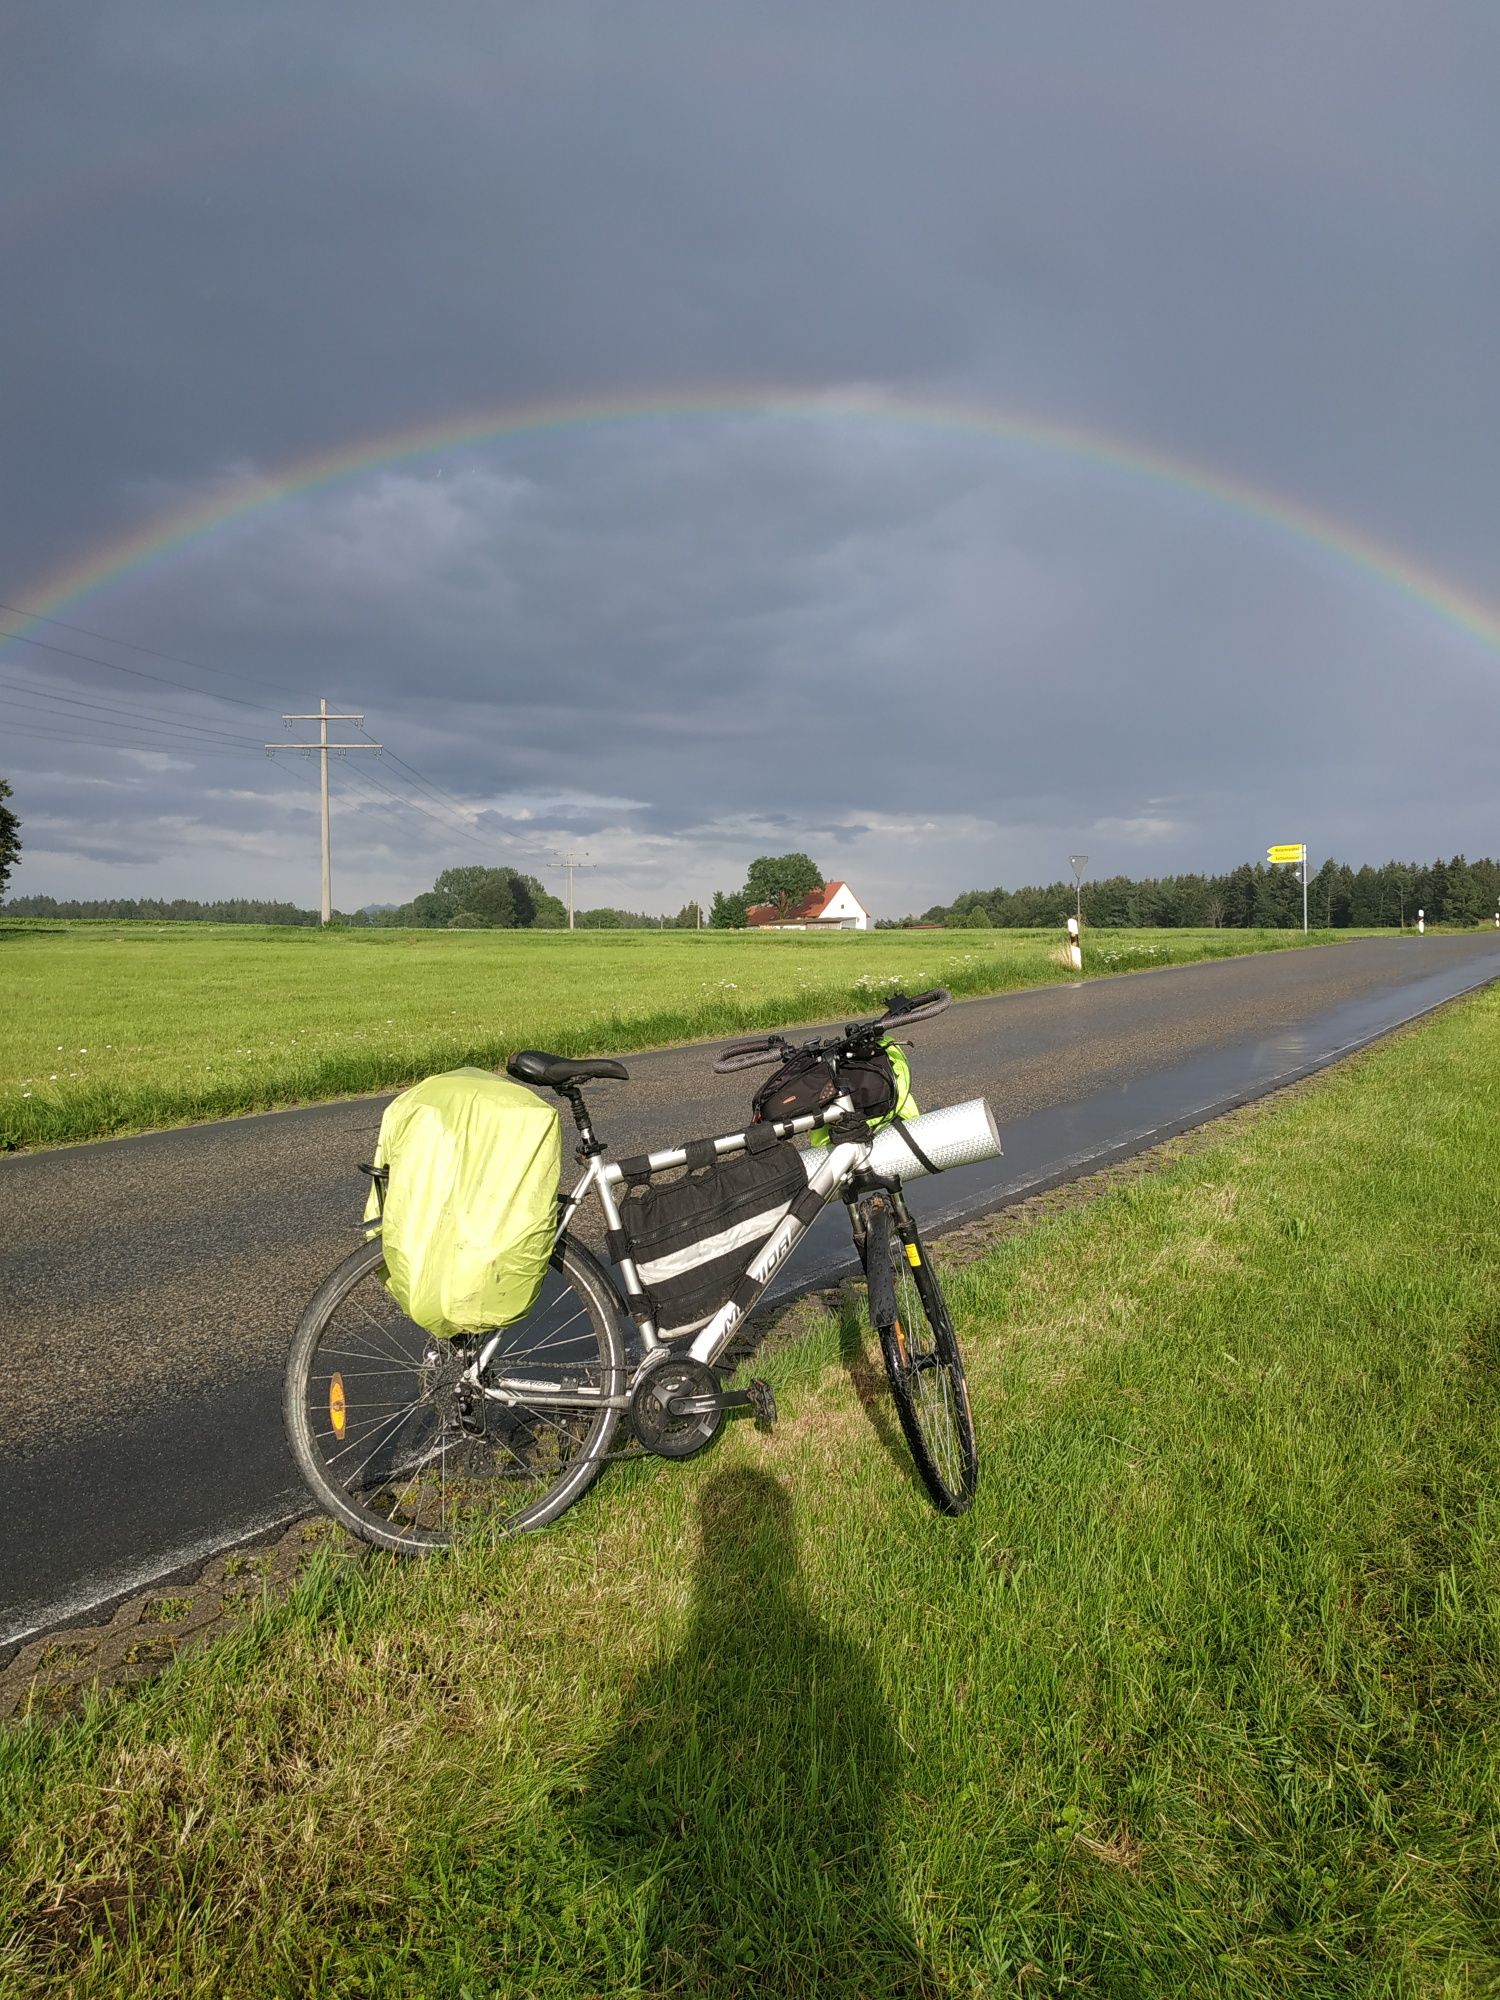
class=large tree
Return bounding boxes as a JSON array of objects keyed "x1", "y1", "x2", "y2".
[
  {"x1": 429, "y1": 864, "x2": 547, "y2": 929},
  {"x1": 710, "y1": 889, "x2": 748, "y2": 929},
  {"x1": 743, "y1": 852, "x2": 823, "y2": 916},
  {"x1": 0, "y1": 778, "x2": 19, "y2": 899}
]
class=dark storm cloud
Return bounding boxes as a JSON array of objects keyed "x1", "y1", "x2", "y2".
[{"x1": 3, "y1": 2, "x2": 1497, "y2": 911}]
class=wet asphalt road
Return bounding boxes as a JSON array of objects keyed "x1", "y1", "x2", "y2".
[{"x1": 5, "y1": 933, "x2": 1500, "y2": 1644}]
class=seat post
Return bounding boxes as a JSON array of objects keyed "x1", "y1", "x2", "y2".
[{"x1": 559, "y1": 1083, "x2": 604, "y2": 1156}]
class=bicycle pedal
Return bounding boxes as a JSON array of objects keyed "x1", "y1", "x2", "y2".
[{"x1": 746, "y1": 1377, "x2": 777, "y2": 1432}]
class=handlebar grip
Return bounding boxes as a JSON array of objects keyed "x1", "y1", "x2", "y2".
[
  {"x1": 712, "y1": 1038, "x2": 787, "y2": 1073},
  {"x1": 879, "y1": 987, "x2": 951, "y2": 1026}
]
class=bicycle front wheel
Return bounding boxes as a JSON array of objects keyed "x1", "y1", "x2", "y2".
[
  {"x1": 284, "y1": 1233, "x2": 626, "y2": 1554},
  {"x1": 867, "y1": 1204, "x2": 978, "y2": 1515}
]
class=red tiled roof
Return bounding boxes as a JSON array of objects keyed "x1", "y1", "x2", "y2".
[{"x1": 746, "y1": 881, "x2": 853, "y2": 926}]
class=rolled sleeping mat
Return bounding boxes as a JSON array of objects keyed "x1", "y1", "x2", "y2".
[{"x1": 802, "y1": 1098, "x2": 1002, "y2": 1182}]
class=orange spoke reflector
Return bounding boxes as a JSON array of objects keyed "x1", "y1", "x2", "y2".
[{"x1": 329, "y1": 1372, "x2": 347, "y2": 1439}]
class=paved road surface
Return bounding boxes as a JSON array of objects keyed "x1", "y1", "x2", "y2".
[{"x1": 5, "y1": 933, "x2": 1499, "y2": 1646}]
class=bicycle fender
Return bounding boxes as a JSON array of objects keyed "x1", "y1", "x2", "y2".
[{"x1": 861, "y1": 1196, "x2": 898, "y2": 1328}]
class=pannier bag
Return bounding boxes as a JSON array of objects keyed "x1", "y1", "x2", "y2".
[
  {"x1": 364, "y1": 1067, "x2": 562, "y2": 1339},
  {"x1": 620, "y1": 1141, "x2": 808, "y2": 1338}
]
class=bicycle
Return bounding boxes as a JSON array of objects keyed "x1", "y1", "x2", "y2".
[{"x1": 284, "y1": 987, "x2": 981, "y2": 1554}]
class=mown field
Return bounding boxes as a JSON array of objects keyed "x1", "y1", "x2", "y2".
[
  {"x1": 0, "y1": 920, "x2": 1341, "y2": 1149},
  {"x1": 4, "y1": 987, "x2": 1497, "y2": 1997}
]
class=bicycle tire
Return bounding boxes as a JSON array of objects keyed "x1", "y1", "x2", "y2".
[
  {"x1": 865, "y1": 1202, "x2": 978, "y2": 1515},
  {"x1": 284, "y1": 1232, "x2": 626, "y2": 1554}
]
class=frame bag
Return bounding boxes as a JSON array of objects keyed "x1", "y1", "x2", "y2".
[{"x1": 620, "y1": 1141, "x2": 808, "y2": 1338}]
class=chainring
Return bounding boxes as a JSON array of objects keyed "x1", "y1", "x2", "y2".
[{"x1": 629, "y1": 1356, "x2": 726, "y2": 1459}]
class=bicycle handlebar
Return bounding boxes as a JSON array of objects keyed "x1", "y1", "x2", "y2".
[
  {"x1": 711, "y1": 990, "x2": 951, "y2": 1075},
  {"x1": 876, "y1": 987, "x2": 951, "y2": 1027},
  {"x1": 712, "y1": 1037, "x2": 789, "y2": 1073}
]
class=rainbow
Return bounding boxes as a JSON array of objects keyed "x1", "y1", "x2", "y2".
[{"x1": 9, "y1": 388, "x2": 1500, "y2": 654}]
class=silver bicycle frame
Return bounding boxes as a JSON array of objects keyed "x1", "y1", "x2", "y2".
[{"x1": 474, "y1": 1097, "x2": 875, "y2": 1406}]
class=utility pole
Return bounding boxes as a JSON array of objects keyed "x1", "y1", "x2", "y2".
[
  {"x1": 557, "y1": 847, "x2": 589, "y2": 931},
  {"x1": 267, "y1": 699, "x2": 381, "y2": 924}
]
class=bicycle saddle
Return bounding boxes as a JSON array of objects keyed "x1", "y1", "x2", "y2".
[{"x1": 507, "y1": 1050, "x2": 630, "y2": 1087}]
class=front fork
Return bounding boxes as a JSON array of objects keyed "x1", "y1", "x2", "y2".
[{"x1": 847, "y1": 1183, "x2": 911, "y2": 1335}]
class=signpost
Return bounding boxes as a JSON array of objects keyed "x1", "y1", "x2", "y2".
[
  {"x1": 1068, "y1": 854, "x2": 1088, "y2": 926},
  {"x1": 1267, "y1": 842, "x2": 1308, "y2": 934}
]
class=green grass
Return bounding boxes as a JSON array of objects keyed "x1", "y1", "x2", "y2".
[
  {"x1": 4, "y1": 988, "x2": 1498, "y2": 1997},
  {"x1": 0, "y1": 920, "x2": 1342, "y2": 1149}
]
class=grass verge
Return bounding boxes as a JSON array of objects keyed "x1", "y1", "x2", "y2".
[
  {"x1": 0, "y1": 921, "x2": 1343, "y2": 1150},
  {"x1": 4, "y1": 987, "x2": 1498, "y2": 1997}
]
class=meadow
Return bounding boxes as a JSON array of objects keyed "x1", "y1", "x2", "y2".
[
  {"x1": 0, "y1": 920, "x2": 1340, "y2": 1149},
  {"x1": 3, "y1": 986, "x2": 1497, "y2": 1996}
]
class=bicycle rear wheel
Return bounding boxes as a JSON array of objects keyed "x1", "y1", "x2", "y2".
[
  {"x1": 284, "y1": 1233, "x2": 625, "y2": 1554},
  {"x1": 865, "y1": 1201, "x2": 978, "y2": 1515}
]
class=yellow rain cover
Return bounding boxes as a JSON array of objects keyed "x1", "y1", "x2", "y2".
[{"x1": 364, "y1": 1067, "x2": 562, "y2": 1338}]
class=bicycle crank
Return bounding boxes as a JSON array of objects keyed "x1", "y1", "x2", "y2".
[{"x1": 629, "y1": 1357, "x2": 777, "y2": 1459}]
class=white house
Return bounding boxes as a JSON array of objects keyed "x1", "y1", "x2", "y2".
[{"x1": 745, "y1": 881, "x2": 871, "y2": 931}]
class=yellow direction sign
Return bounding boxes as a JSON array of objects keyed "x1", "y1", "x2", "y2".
[{"x1": 1267, "y1": 843, "x2": 1306, "y2": 864}]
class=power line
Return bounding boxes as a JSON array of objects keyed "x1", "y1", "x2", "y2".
[
  {"x1": 0, "y1": 717, "x2": 255, "y2": 759},
  {"x1": 0, "y1": 679, "x2": 265, "y2": 745},
  {"x1": 354, "y1": 723, "x2": 500, "y2": 837},
  {"x1": 335, "y1": 755, "x2": 501, "y2": 858},
  {"x1": 0, "y1": 623, "x2": 276, "y2": 712},
  {"x1": 0, "y1": 701, "x2": 270, "y2": 756},
  {"x1": 0, "y1": 598, "x2": 308, "y2": 702},
  {"x1": 0, "y1": 697, "x2": 267, "y2": 753},
  {"x1": 336, "y1": 757, "x2": 555, "y2": 869}
]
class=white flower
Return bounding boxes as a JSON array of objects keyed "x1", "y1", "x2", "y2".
[{"x1": 49, "y1": 1073, "x2": 58, "y2": 1080}]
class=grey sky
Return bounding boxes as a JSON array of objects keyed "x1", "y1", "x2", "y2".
[{"x1": 4, "y1": 3, "x2": 1497, "y2": 915}]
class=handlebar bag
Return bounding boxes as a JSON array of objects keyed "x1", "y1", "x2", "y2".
[
  {"x1": 620, "y1": 1140, "x2": 807, "y2": 1338},
  {"x1": 362, "y1": 1067, "x2": 562, "y2": 1338},
  {"x1": 752, "y1": 1038, "x2": 917, "y2": 1135},
  {"x1": 807, "y1": 1039, "x2": 920, "y2": 1149},
  {"x1": 750, "y1": 1048, "x2": 840, "y2": 1124}
]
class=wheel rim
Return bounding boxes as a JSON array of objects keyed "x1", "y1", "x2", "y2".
[
  {"x1": 890, "y1": 1238, "x2": 974, "y2": 1505},
  {"x1": 298, "y1": 1252, "x2": 616, "y2": 1547}
]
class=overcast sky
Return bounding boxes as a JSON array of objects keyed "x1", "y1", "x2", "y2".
[{"x1": 3, "y1": 3, "x2": 1497, "y2": 916}]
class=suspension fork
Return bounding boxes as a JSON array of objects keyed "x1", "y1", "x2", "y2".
[{"x1": 849, "y1": 1188, "x2": 899, "y2": 1330}]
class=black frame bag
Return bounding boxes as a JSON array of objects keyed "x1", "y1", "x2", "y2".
[{"x1": 620, "y1": 1140, "x2": 808, "y2": 1338}]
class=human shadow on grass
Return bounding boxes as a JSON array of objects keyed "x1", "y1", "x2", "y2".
[{"x1": 576, "y1": 1466, "x2": 945, "y2": 1998}]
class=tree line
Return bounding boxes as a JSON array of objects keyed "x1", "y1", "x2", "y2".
[
  {"x1": 7, "y1": 839, "x2": 1499, "y2": 934},
  {"x1": 905, "y1": 854, "x2": 1500, "y2": 931}
]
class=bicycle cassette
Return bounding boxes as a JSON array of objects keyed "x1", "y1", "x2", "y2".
[{"x1": 629, "y1": 1356, "x2": 727, "y2": 1459}]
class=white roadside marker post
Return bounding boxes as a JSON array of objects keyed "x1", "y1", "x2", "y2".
[
  {"x1": 1066, "y1": 914, "x2": 1083, "y2": 973},
  {"x1": 1418, "y1": 907, "x2": 1425, "y2": 936}
]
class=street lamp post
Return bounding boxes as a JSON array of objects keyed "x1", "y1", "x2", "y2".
[{"x1": 1069, "y1": 854, "x2": 1088, "y2": 925}]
